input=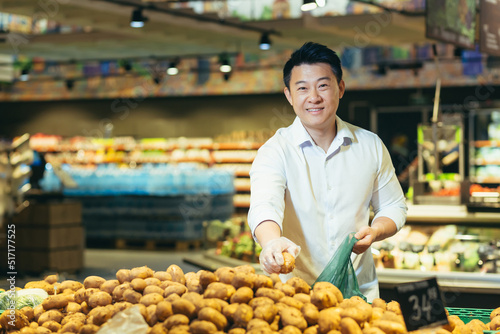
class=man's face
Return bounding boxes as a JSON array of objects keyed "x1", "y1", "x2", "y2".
[{"x1": 284, "y1": 63, "x2": 345, "y2": 134}]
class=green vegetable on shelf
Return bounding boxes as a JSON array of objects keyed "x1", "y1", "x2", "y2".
[{"x1": 0, "y1": 289, "x2": 48, "y2": 311}]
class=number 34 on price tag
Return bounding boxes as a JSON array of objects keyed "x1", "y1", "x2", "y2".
[{"x1": 395, "y1": 277, "x2": 449, "y2": 331}]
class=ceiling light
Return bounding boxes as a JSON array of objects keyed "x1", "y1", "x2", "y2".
[
  {"x1": 130, "y1": 8, "x2": 147, "y2": 28},
  {"x1": 167, "y1": 62, "x2": 179, "y2": 76},
  {"x1": 20, "y1": 68, "x2": 29, "y2": 82},
  {"x1": 301, "y1": 0, "x2": 317, "y2": 11},
  {"x1": 259, "y1": 33, "x2": 272, "y2": 51},
  {"x1": 219, "y1": 55, "x2": 232, "y2": 73}
]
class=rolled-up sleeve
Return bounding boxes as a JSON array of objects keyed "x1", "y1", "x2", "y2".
[
  {"x1": 248, "y1": 140, "x2": 287, "y2": 237},
  {"x1": 370, "y1": 137, "x2": 407, "y2": 230}
]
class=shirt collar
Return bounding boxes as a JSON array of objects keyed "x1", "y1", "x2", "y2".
[{"x1": 289, "y1": 115, "x2": 354, "y2": 148}]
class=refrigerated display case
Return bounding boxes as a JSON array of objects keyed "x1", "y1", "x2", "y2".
[{"x1": 468, "y1": 108, "x2": 500, "y2": 211}]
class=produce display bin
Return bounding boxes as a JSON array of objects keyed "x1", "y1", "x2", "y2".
[{"x1": 447, "y1": 307, "x2": 499, "y2": 333}]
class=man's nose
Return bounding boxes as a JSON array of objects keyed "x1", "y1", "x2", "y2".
[{"x1": 308, "y1": 89, "x2": 321, "y2": 102}]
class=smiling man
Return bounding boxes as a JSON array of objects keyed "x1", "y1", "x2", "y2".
[{"x1": 248, "y1": 42, "x2": 407, "y2": 301}]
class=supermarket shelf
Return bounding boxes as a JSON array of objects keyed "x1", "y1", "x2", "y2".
[
  {"x1": 473, "y1": 159, "x2": 500, "y2": 165},
  {"x1": 470, "y1": 177, "x2": 500, "y2": 184},
  {"x1": 473, "y1": 140, "x2": 500, "y2": 148},
  {"x1": 377, "y1": 268, "x2": 500, "y2": 294},
  {"x1": 212, "y1": 142, "x2": 263, "y2": 150},
  {"x1": 406, "y1": 204, "x2": 500, "y2": 224}
]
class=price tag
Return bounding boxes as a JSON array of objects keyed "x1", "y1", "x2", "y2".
[{"x1": 395, "y1": 277, "x2": 448, "y2": 331}]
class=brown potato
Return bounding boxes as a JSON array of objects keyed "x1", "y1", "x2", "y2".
[
  {"x1": 41, "y1": 294, "x2": 69, "y2": 310},
  {"x1": 371, "y1": 320, "x2": 406, "y2": 334},
  {"x1": 231, "y1": 287, "x2": 254, "y2": 304},
  {"x1": 145, "y1": 277, "x2": 162, "y2": 286},
  {"x1": 247, "y1": 318, "x2": 270, "y2": 331},
  {"x1": 279, "y1": 306, "x2": 308, "y2": 330},
  {"x1": 379, "y1": 311, "x2": 404, "y2": 325},
  {"x1": 167, "y1": 265, "x2": 186, "y2": 285},
  {"x1": 199, "y1": 270, "x2": 218, "y2": 289},
  {"x1": 275, "y1": 282, "x2": 295, "y2": 297},
  {"x1": 20, "y1": 326, "x2": 36, "y2": 334},
  {"x1": 45, "y1": 274, "x2": 58, "y2": 284},
  {"x1": 199, "y1": 307, "x2": 228, "y2": 331},
  {"x1": 146, "y1": 304, "x2": 159, "y2": 327},
  {"x1": 195, "y1": 298, "x2": 223, "y2": 313},
  {"x1": 169, "y1": 325, "x2": 191, "y2": 334},
  {"x1": 79, "y1": 324, "x2": 100, "y2": 334},
  {"x1": 362, "y1": 328, "x2": 386, "y2": 334},
  {"x1": 84, "y1": 276, "x2": 106, "y2": 289},
  {"x1": 228, "y1": 328, "x2": 247, "y2": 334},
  {"x1": 58, "y1": 280, "x2": 83, "y2": 292},
  {"x1": 165, "y1": 293, "x2": 181, "y2": 303},
  {"x1": 318, "y1": 308, "x2": 341, "y2": 334},
  {"x1": 172, "y1": 298, "x2": 197, "y2": 319},
  {"x1": 112, "y1": 283, "x2": 132, "y2": 301},
  {"x1": 144, "y1": 285, "x2": 165, "y2": 296},
  {"x1": 286, "y1": 277, "x2": 311, "y2": 294},
  {"x1": 61, "y1": 312, "x2": 86, "y2": 326},
  {"x1": 88, "y1": 291, "x2": 112, "y2": 309},
  {"x1": 123, "y1": 289, "x2": 143, "y2": 304},
  {"x1": 234, "y1": 304, "x2": 254, "y2": 327},
  {"x1": 156, "y1": 300, "x2": 173, "y2": 321},
  {"x1": 163, "y1": 314, "x2": 190, "y2": 330},
  {"x1": 130, "y1": 266, "x2": 155, "y2": 280},
  {"x1": 340, "y1": 317, "x2": 362, "y2": 334},
  {"x1": 41, "y1": 320, "x2": 61, "y2": 332},
  {"x1": 341, "y1": 304, "x2": 372, "y2": 325},
  {"x1": 33, "y1": 304, "x2": 44, "y2": 322},
  {"x1": 205, "y1": 282, "x2": 236, "y2": 300},
  {"x1": 253, "y1": 304, "x2": 278, "y2": 324},
  {"x1": 60, "y1": 319, "x2": 84, "y2": 332},
  {"x1": 313, "y1": 282, "x2": 343, "y2": 304},
  {"x1": 131, "y1": 278, "x2": 148, "y2": 292},
  {"x1": 100, "y1": 279, "x2": 120, "y2": 294},
  {"x1": 215, "y1": 267, "x2": 236, "y2": 285},
  {"x1": 182, "y1": 292, "x2": 204, "y2": 305},
  {"x1": 492, "y1": 308, "x2": 500, "y2": 321},
  {"x1": 255, "y1": 287, "x2": 285, "y2": 303},
  {"x1": 154, "y1": 271, "x2": 172, "y2": 282},
  {"x1": 280, "y1": 252, "x2": 295, "y2": 274},
  {"x1": 187, "y1": 277, "x2": 203, "y2": 294},
  {"x1": 164, "y1": 283, "x2": 188, "y2": 297},
  {"x1": 141, "y1": 292, "x2": 164, "y2": 306},
  {"x1": 65, "y1": 301, "x2": 82, "y2": 314},
  {"x1": 249, "y1": 297, "x2": 275, "y2": 309},
  {"x1": 386, "y1": 301, "x2": 401, "y2": 315},
  {"x1": 282, "y1": 325, "x2": 302, "y2": 334},
  {"x1": 370, "y1": 307, "x2": 384, "y2": 322},
  {"x1": 81, "y1": 301, "x2": 91, "y2": 314},
  {"x1": 150, "y1": 322, "x2": 168, "y2": 334},
  {"x1": 490, "y1": 315, "x2": 500, "y2": 330},
  {"x1": 232, "y1": 272, "x2": 256, "y2": 289},
  {"x1": 311, "y1": 290, "x2": 338, "y2": 310},
  {"x1": 304, "y1": 325, "x2": 319, "y2": 334},
  {"x1": 294, "y1": 293, "x2": 311, "y2": 304},
  {"x1": 302, "y1": 303, "x2": 320, "y2": 326},
  {"x1": 0, "y1": 309, "x2": 29, "y2": 330},
  {"x1": 20, "y1": 306, "x2": 34, "y2": 322},
  {"x1": 466, "y1": 319, "x2": 488, "y2": 332},
  {"x1": 254, "y1": 275, "x2": 274, "y2": 290},
  {"x1": 116, "y1": 269, "x2": 131, "y2": 283},
  {"x1": 190, "y1": 320, "x2": 219, "y2": 334},
  {"x1": 280, "y1": 296, "x2": 304, "y2": 310},
  {"x1": 37, "y1": 309, "x2": 63, "y2": 325},
  {"x1": 371, "y1": 298, "x2": 386, "y2": 310}
]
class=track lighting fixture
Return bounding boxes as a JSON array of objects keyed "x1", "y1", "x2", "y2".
[
  {"x1": 259, "y1": 33, "x2": 272, "y2": 51},
  {"x1": 130, "y1": 8, "x2": 148, "y2": 28},
  {"x1": 167, "y1": 60, "x2": 179, "y2": 76},
  {"x1": 301, "y1": 0, "x2": 318, "y2": 11},
  {"x1": 219, "y1": 54, "x2": 232, "y2": 73}
]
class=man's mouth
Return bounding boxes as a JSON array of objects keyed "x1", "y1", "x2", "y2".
[{"x1": 306, "y1": 108, "x2": 323, "y2": 112}]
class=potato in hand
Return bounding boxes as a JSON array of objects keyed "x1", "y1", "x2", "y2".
[{"x1": 280, "y1": 252, "x2": 295, "y2": 274}]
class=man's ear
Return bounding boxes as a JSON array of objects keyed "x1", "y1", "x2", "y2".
[
  {"x1": 284, "y1": 87, "x2": 293, "y2": 106},
  {"x1": 339, "y1": 80, "x2": 346, "y2": 99}
]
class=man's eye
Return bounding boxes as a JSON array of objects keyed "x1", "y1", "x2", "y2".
[
  {"x1": 319, "y1": 84, "x2": 328, "y2": 88},
  {"x1": 297, "y1": 87, "x2": 306, "y2": 91}
]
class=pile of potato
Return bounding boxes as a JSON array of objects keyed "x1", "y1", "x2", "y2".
[{"x1": 0, "y1": 264, "x2": 499, "y2": 334}]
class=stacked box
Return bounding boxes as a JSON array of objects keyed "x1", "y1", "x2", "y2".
[{"x1": 12, "y1": 201, "x2": 84, "y2": 274}]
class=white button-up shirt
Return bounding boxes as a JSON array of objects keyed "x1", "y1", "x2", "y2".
[{"x1": 248, "y1": 116, "x2": 407, "y2": 301}]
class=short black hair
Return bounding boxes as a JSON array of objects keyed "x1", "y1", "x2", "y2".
[{"x1": 283, "y1": 42, "x2": 343, "y2": 89}]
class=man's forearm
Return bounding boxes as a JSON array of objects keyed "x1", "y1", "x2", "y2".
[
  {"x1": 254, "y1": 220, "x2": 281, "y2": 247},
  {"x1": 371, "y1": 216, "x2": 398, "y2": 242}
]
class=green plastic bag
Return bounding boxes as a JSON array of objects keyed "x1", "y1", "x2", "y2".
[{"x1": 313, "y1": 232, "x2": 367, "y2": 301}]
